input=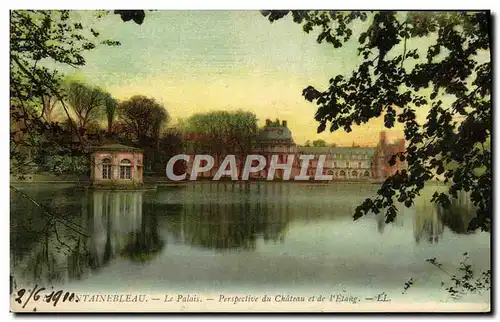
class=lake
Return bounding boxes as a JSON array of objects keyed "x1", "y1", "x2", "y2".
[{"x1": 10, "y1": 182, "x2": 490, "y2": 304}]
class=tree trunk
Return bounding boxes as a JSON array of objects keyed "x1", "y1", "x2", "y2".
[{"x1": 107, "y1": 117, "x2": 113, "y2": 134}]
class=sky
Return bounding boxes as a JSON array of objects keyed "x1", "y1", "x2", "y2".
[{"x1": 55, "y1": 10, "x2": 486, "y2": 146}]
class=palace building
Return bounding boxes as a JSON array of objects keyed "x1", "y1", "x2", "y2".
[{"x1": 181, "y1": 119, "x2": 407, "y2": 182}]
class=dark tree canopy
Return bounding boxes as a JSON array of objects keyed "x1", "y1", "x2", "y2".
[
  {"x1": 114, "y1": 10, "x2": 146, "y2": 25},
  {"x1": 117, "y1": 95, "x2": 170, "y2": 142},
  {"x1": 104, "y1": 94, "x2": 118, "y2": 134},
  {"x1": 262, "y1": 10, "x2": 491, "y2": 232}
]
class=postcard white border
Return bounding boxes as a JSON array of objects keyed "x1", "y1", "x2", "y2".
[{"x1": 3, "y1": 1, "x2": 498, "y2": 321}]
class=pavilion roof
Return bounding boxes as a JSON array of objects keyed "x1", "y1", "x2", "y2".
[{"x1": 92, "y1": 143, "x2": 143, "y2": 152}]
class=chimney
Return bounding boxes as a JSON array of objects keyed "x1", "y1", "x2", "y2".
[
  {"x1": 399, "y1": 139, "x2": 405, "y2": 151},
  {"x1": 282, "y1": 120, "x2": 287, "y2": 127},
  {"x1": 379, "y1": 131, "x2": 387, "y2": 145},
  {"x1": 265, "y1": 119, "x2": 271, "y2": 126}
]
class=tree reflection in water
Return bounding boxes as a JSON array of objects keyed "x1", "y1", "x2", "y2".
[
  {"x1": 436, "y1": 191, "x2": 476, "y2": 235},
  {"x1": 10, "y1": 186, "x2": 89, "y2": 286},
  {"x1": 370, "y1": 187, "x2": 478, "y2": 244},
  {"x1": 120, "y1": 200, "x2": 165, "y2": 262},
  {"x1": 413, "y1": 189, "x2": 477, "y2": 244},
  {"x1": 167, "y1": 183, "x2": 291, "y2": 251},
  {"x1": 11, "y1": 183, "x2": 481, "y2": 288},
  {"x1": 10, "y1": 188, "x2": 170, "y2": 286}
]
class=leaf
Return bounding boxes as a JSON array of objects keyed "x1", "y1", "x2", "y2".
[
  {"x1": 114, "y1": 10, "x2": 145, "y2": 25},
  {"x1": 358, "y1": 32, "x2": 367, "y2": 44},
  {"x1": 132, "y1": 11, "x2": 145, "y2": 25},
  {"x1": 317, "y1": 122, "x2": 326, "y2": 133}
]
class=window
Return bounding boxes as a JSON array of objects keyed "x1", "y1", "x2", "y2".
[
  {"x1": 339, "y1": 170, "x2": 346, "y2": 176},
  {"x1": 102, "y1": 158, "x2": 112, "y2": 179},
  {"x1": 120, "y1": 159, "x2": 132, "y2": 179},
  {"x1": 346, "y1": 162, "x2": 350, "y2": 168},
  {"x1": 358, "y1": 162, "x2": 362, "y2": 168},
  {"x1": 333, "y1": 161, "x2": 337, "y2": 168},
  {"x1": 364, "y1": 171, "x2": 370, "y2": 177},
  {"x1": 352, "y1": 170, "x2": 358, "y2": 177}
]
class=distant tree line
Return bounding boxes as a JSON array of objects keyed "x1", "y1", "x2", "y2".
[{"x1": 12, "y1": 77, "x2": 172, "y2": 176}]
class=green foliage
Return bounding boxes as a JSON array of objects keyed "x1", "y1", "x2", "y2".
[
  {"x1": 182, "y1": 110, "x2": 258, "y2": 155},
  {"x1": 45, "y1": 155, "x2": 89, "y2": 175},
  {"x1": 117, "y1": 95, "x2": 170, "y2": 144},
  {"x1": 104, "y1": 94, "x2": 118, "y2": 134},
  {"x1": 312, "y1": 139, "x2": 327, "y2": 147},
  {"x1": 10, "y1": 10, "x2": 120, "y2": 111},
  {"x1": 263, "y1": 11, "x2": 491, "y2": 232},
  {"x1": 403, "y1": 253, "x2": 490, "y2": 300},
  {"x1": 402, "y1": 277, "x2": 415, "y2": 294},
  {"x1": 10, "y1": 10, "x2": 122, "y2": 175},
  {"x1": 427, "y1": 254, "x2": 491, "y2": 300},
  {"x1": 65, "y1": 80, "x2": 109, "y2": 129}
]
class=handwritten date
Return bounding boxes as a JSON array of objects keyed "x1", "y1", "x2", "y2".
[{"x1": 14, "y1": 284, "x2": 78, "y2": 309}]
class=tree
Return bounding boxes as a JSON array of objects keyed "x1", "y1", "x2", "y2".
[
  {"x1": 10, "y1": 10, "x2": 146, "y2": 175},
  {"x1": 104, "y1": 94, "x2": 117, "y2": 134},
  {"x1": 45, "y1": 154, "x2": 89, "y2": 175},
  {"x1": 117, "y1": 95, "x2": 170, "y2": 145},
  {"x1": 10, "y1": 10, "x2": 123, "y2": 175},
  {"x1": 304, "y1": 140, "x2": 311, "y2": 147},
  {"x1": 183, "y1": 110, "x2": 258, "y2": 156},
  {"x1": 65, "y1": 81, "x2": 108, "y2": 129},
  {"x1": 262, "y1": 11, "x2": 491, "y2": 232},
  {"x1": 403, "y1": 254, "x2": 490, "y2": 300},
  {"x1": 312, "y1": 139, "x2": 327, "y2": 147},
  {"x1": 9, "y1": 10, "x2": 148, "y2": 271},
  {"x1": 41, "y1": 94, "x2": 59, "y2": 123}
]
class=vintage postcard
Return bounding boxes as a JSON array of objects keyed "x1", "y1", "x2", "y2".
[{"x1": 9, "y1": 9, "x2": 491, "y2": 313}]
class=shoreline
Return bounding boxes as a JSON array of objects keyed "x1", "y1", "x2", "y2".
[
  {"x1": 10, "y1": 178, "x2": 384, "y2": 185},
  {"x1": 10, "y1": 179, "x2": 447, "y2": 187},
  {"x1": 10, "y1": 175, "x2": 447, "y2": 187}
]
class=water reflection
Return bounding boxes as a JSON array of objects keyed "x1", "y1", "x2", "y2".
[
  {"x1": 413, "y1": 190, "x2": 477, "y2": 244},
  {"x1": 167, "y1": 184, "x2": 291, "y2": 251},
  {"x1": 88, "y1": 190, "x2": 166, "y2": 263},
  {"x1": 436, "y1": 191, "x2": 476, "y2": 235},
  {"x1": 11, "y1": 189, "x2": 169, "y2": 286},
  {"x1": 414, "y1": 203, "x2": 444, "y2": 244},
  {"x1": 10, "y1": 183, "x2": 482, "y2": 288}
]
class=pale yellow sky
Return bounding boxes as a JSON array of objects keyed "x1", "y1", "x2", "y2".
[
  {"x1": 58, "y1": 10, "x2": 488, "y2": 146},
  {"x1": 105, "y1": 71, "x2": 405, "y2": 146}
]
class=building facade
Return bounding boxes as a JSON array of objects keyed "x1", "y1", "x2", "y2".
[
  {"x1": 181, "y1": 119, "x2": 407, "y2": 182},
  {"x1": 90, "y1": 144, "x2": 144, "y2": 187}
]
